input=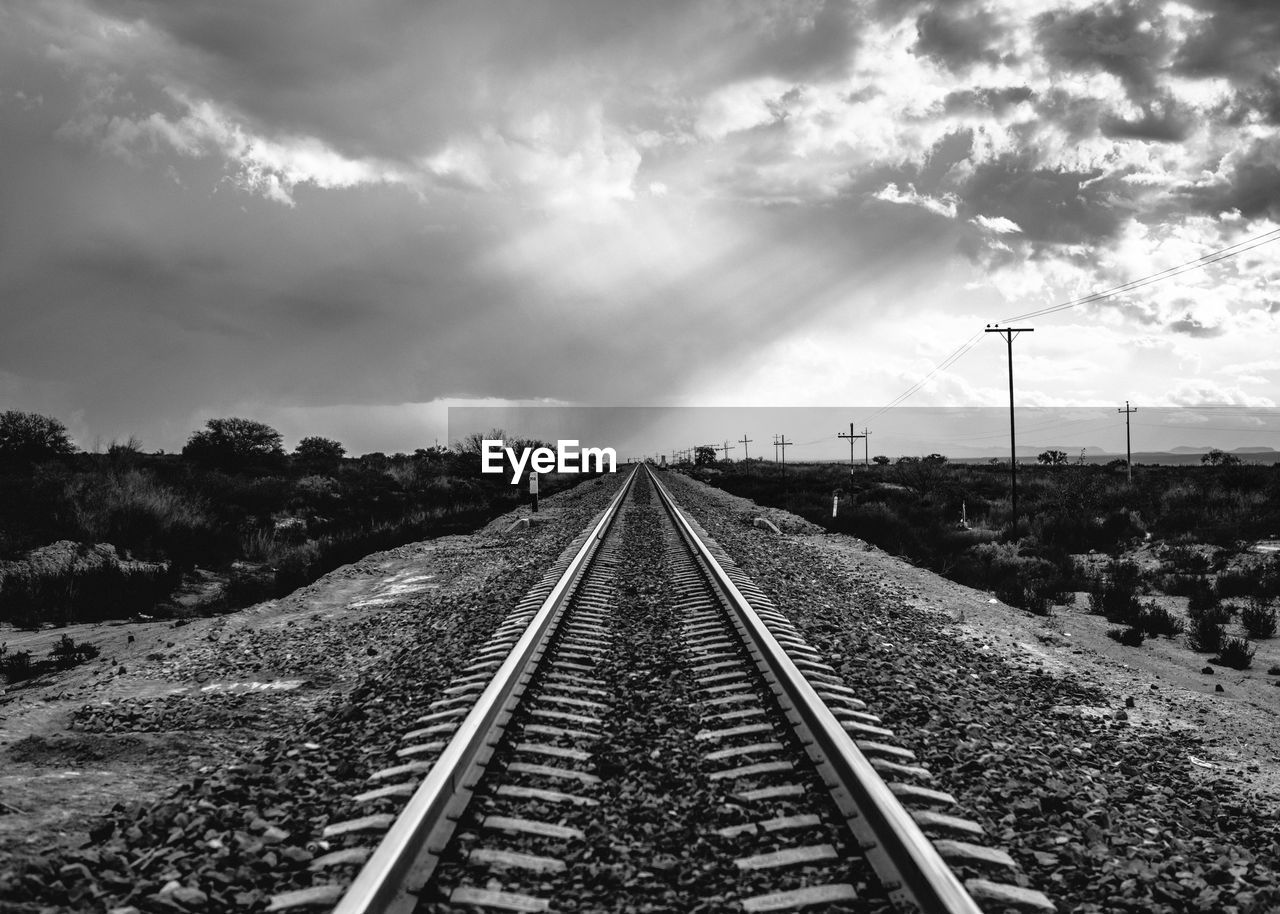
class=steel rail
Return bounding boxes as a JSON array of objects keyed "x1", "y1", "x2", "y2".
[
  {"x1": 646, "y1": 465, "x2": 984, "y2": 914},
  {"x1": 332, "y1": 464, "x2": 640, "y2": 914}
]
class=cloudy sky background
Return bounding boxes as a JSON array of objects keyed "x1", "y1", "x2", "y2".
[{"x1": 2, "y1": 0, "x2": 1279, "y2": 455}]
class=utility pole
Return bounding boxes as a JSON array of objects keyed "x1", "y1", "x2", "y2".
[
  {"x1": 985, "y1": 324, "x2": 1034, "y2": 536},
  {"x1": 739, "y1": 434, "x2": 752, "y2": 464},
  {"x1": 1118, "y1": 401, "x2": 1137, "y2": 483},
  {"x1": 837, "y1": 424, "x2": 867, "y2": 476},
  {"x1": 777, "y1": 434, "x2": 793, "y2": 476},
  {"x1": 773, "y1": 435, "x2": 780, "y2": 463},
  {"x1": 718, "y1": 440, "x2": 735, "y2": 461}
]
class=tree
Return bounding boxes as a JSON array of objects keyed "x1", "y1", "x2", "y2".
[
  {"x1": 1038, "y1": 449, "x2": 1068, "y2": 466},
  {"x1": 872, "y1": 455, "x2": 890, "y2": 466},
  {"x1": 694, "y1": 445, "x2": 717, "y2": 466},
  {"x1": 923, "y1": 453, "x2": 948, "y2": 464},
  {"x1": 294, "y1": 436, "x2": 345, "y2": 471},
  {"x1": 0, "y1": 410, "x2": 76, "y2": 464},
  {"x1": 182, "y1": 418, "x2": 284, "y2": 469},
  {"x1": 1201, "y1": 448, "x2": 1241, "y2": 467},
  {"x1": 456, "y1": 429, "x2": 506, "y2": 456}
]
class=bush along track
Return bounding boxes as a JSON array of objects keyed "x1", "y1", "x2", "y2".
[
  {"x1": 660, "y1": 470, "x2": 1280, "y2": 914},
  {"x1": 0, "y1": 476, "x2": 627, "y2": 913}
]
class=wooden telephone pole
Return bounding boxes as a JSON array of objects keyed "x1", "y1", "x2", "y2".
[
  {"x1": 985, "y1": 324, "x2": 1033, "y2": 536},
  {"x1": 776, "y1": 434, "x2": 793, "y2": 476},
  {"x1": 1118, "y1": 401, "x2": 1137, "y2": 483},
  {"x1": 739, "y1": 434, "x2": 753, "y2": 464},
  {"x1": 837, "y1": 424, "x2": 869, "y2": 473}
]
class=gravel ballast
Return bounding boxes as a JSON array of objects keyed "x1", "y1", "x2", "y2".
[
  {"x1": 0, "y1": 476, "x2": 627, "y2": 913},
  {"x1": 659, "y1": 470, "x2": 1280, "y2": 914}
]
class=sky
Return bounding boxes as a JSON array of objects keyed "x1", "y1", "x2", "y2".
[{"x1": 2, "y1": 0, "x2": 1279, "y2": 456}]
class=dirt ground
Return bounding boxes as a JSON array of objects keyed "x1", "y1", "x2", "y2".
[
  {"x1": 804, "y1": 535, "x2": 1280, "y2": 807},
  {"x1": 0, "y1": 532, "x2": 490, "y2": 865}
]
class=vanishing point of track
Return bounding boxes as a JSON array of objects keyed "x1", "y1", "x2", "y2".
[{"x1": 297, "y1": 465, "x2": 1053, "y2": 914}]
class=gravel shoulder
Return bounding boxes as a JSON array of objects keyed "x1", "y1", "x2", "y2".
[
  {"x1": 661, "y1": 470, "x2": 1280, "y2": 914},
  {"x1": 0, "y1": 477, "x2": 625, "y2": 908}
]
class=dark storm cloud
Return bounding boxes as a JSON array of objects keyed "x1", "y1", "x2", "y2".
[
  {"x1": 918, "y1": 129, "x2": 974, "y2": 188},
  {"x1": 942, "y1": 86, "x2": 1035, "y2": 116},
  {"x1": 1169, "y1": 314, "x2": 1226, "y2": 338},
  {"x1": 1179, "y1": 136, "x2": 1280, "y2": 220},
  {"x1": 1101, "y1": 95, "x2": 1195, "y2": 142},
  {"x1": 1222, "y1": 74, "x2": 1280, "y2": 127},
  {"x1": 913, "y1": 3, "x2": 1010, "y2": 71},
  {"x1": 956, "y1": 152, "x2": 1124, "y2": 246},
  {"x1": 1173, "y1": 0, "x2": 1280, "y2": 81},
  {"x1": 78, "y1": 0, "x2": 862, "y2": 163},
  {"x1": 1035, "y1": 1, "x2": 1175, "y2": 100}
]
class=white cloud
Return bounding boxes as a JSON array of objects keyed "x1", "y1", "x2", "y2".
[
  {"x1": 972, "y1": 214, "x2": 1022, "y2": 233},
  {"x1": 874, "y1": 183, "x2": 958, "y2": 218},
  {"x1": 60, "y1": 91, "x2": 414, "y2": 205},
  {"x1": 423, "y1": 106, "x2": 641, "y2": 219},
  {"x1": 695, "y1": 78, "x2": 791, "y2": 140}
]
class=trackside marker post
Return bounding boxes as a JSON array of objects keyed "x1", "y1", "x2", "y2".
[{"x1": 529, "y1": 471, "x2": 539, "y2": 513}]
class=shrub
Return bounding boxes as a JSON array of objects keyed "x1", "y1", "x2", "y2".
[
  {"x1": 1186, "y1": 576, "x2": 1220, "y2": 620},
  {"x1": 294, "y1": 436, "x2": 345, "y2": 472},
  {"x1": 995, "y1": 581, "x2": 1050, "y2": 615},
  {"x1": 182, "y1": 418, "x2": 285, "y2": 470},
  {"x1": 0, "y1": 410, "x2": 76, "y2": 465},
  {"x1": 1241, "y1": 600, "x2": 1277, "y2": 639},
  {"x1": 1137, "y1": 602, "x2": 1184, "y2": 638},
  {"x1": 1187, "y1": 616, "x2": 1225, "y2": 653},
  {"x1": 1219, "y1": 560, "x2": 1280, "y2": 601},
  {"x1": 1163, "y1": 544, "x2": 1211, "y2": 575},
  {"x1": 1107, "y1": 626, "x2": 1144, "y2": 646},
  {"x1": 1213, "y1": 636, "x2": 1255, "y2": 670},
  {"x1": 1087, "y1": 560, "x2": 1143, "y2": 625},
  {"x1": 70, "y1": 469, "x2": 219, "y2": 566},
  {"x1": 49, "y1": 634, "x2": 99, "y2": 670},
  {"x1": 0, "y1": 646, "x2": 34, "y2": 682},
  {"x1": 965, "y1": 541, "x2": 1066, "y2": 615},
  {"x1": 0, "y1": 561, "x2": 179, "y2": 628}
]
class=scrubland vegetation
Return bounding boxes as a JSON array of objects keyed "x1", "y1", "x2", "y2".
[
  {"x1": 690, "y1": 455, "x2": 1280, "y2": 667},
  {"x1": 0, "y1": 411, "x2": 577, "y2": 654}
]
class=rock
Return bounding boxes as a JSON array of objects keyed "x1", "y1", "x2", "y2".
[
  {"x1": 1114, "y1": 709, "x2": 1129, "y2": 720},
  {"x1": 1125, "y1": 696, "x2": 1135, "y2": 708},
  {"x1": 170, "y1": 887, "x2": 209, "y2": 907},
  {"x1": 1201, "y1": 666, "x2": 1214, "y2": 674},
  {"x1": 752, "y1": 517, "x2": 781, "y2": 534},
  {"x1": 1215, "y1": 684, "x2": 1225, "y2": 693}
]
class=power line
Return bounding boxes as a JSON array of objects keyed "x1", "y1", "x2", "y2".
[
  {"x1": 999, "y1": 226, "x2": 1280, "y2": 324},
  {"x1": 852, "y1": 331, "x2": 986, "y2": 426},
  {"x1": 856, "y1": 226, "x2": 1280, "y2": 425}
]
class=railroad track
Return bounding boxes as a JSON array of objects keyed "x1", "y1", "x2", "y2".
[{"x1": 283, "y1": 465, "x2": 1053, "y2": 914}]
